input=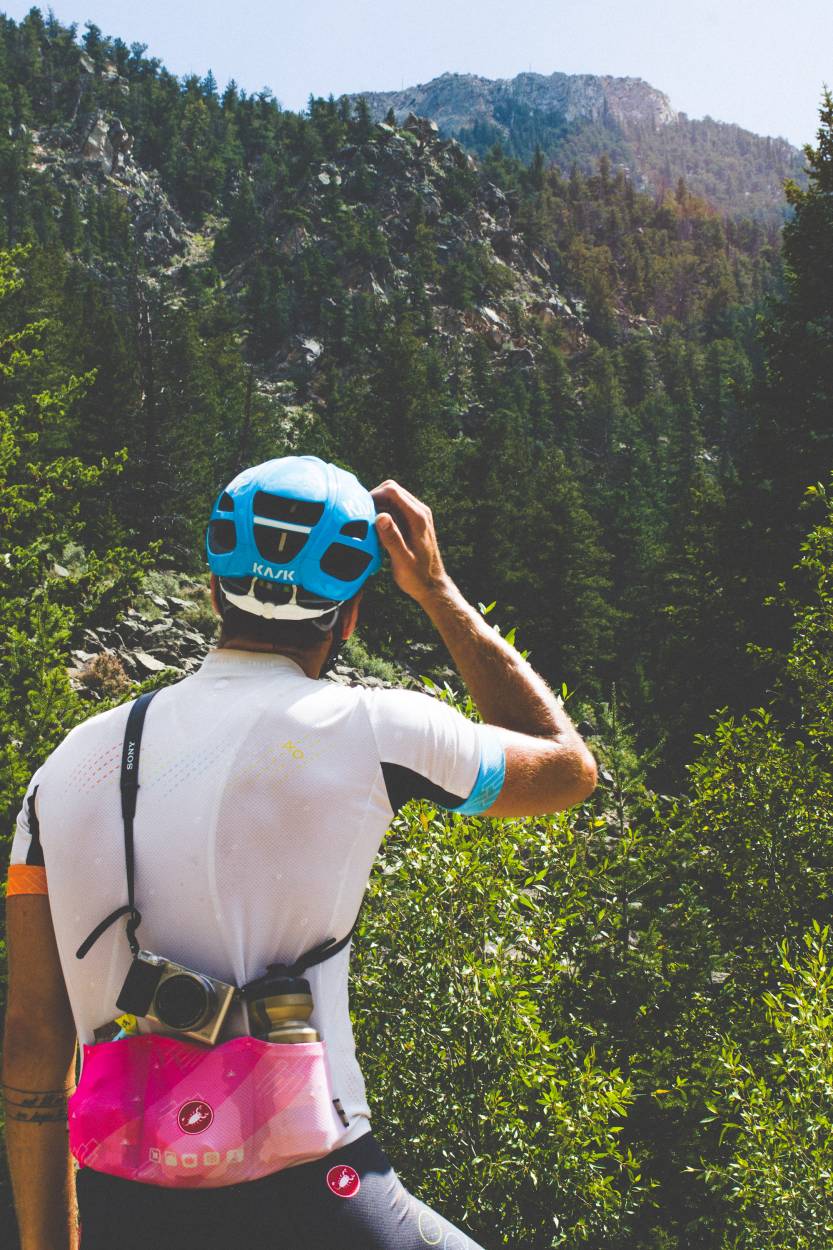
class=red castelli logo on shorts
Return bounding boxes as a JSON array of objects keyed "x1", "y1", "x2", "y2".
[
  {"x1": 326, "y1": 1163, "x2": 361, "y2": 1198},
  {"x1": 178, "y1": 1100, "x2": 214, "y2": 1134}
]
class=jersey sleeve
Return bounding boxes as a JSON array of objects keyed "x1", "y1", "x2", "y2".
[
  {"x1": 6, "y1": 769, "x2": 48, "y2": 896},
  {"x1": 363, "y1": 687, "x2": 505, "y2": 816}
]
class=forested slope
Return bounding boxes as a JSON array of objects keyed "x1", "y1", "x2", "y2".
[
  {"x1": 351, "y1": 69, "x2": 804, "y2": 222},
  {"x1": 0, "y1": 8, "x2": 805, "y2": 774},
  {"x1": 3, "y1": 11, "x2": 833, "y2": 1249}
]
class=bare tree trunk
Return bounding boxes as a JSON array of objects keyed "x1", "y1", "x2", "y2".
[{"x1": 132, "y1": 274, "x2": 160, "y2": 541}]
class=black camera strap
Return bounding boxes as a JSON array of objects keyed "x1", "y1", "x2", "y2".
[
  {"x1": 240, "y1": 917, "x2": 361, "y2": 1003},
  {"x1": 76, "y1": 690, "x2": 159, "y2": 961}
]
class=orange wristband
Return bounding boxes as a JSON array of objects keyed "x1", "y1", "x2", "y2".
[{"x1": 6, "y1": 864, "x2": 48, "y2": 896}]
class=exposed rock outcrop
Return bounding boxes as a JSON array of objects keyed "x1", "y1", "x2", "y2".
[
  {"x1": 30, "y1": 111, "x2": 191, "y2": 269},
  {"x1": 69, "y1": 581, "x2": 426, "y2": 699},
  {"x1": 349, "y1": 70, "x2": 678, "y2": 139},
  {"x1": 344, "y1": 69, "x2": 802, "y2": 222}
]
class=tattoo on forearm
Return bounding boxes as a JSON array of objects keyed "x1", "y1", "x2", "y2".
[{"x1": 2, "y1": 1085, "x2": 73, "y2": 1124}]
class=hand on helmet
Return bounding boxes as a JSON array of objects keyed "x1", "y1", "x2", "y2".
[{"x1": 370, "y1": 480, "x2": 449, "y2": 604}]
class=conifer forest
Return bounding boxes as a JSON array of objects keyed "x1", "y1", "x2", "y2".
[{"x1": 2, "y1": 10, "x2": 833, "y2": 1248}]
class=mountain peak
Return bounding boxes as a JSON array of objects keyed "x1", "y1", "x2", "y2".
[
  {"x1": 349, "y1": 69, "x2": 678, "y2": 136},
  {"x1": 346, "y1": 68, "x2": 799, "y2": 220}
]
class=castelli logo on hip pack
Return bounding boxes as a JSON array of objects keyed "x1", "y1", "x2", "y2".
[
  {"x1": 326, "y1": 1163, "x2": 361, "y2": 1198},
  {"x1": 177, "y1": 1100, "x2": 214, "y2": 1134}
]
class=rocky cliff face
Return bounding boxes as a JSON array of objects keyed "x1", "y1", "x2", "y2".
[
  {"x1": 353, "y1": 71, "x2": 677, "y2": 138},
  {"x1": 29, "y1": 109, "x2": 191, "y2": 269},
  {"x1": 347, "y1": 69, "x2": 801, "y2": 221}
]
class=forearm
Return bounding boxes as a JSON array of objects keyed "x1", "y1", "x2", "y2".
[
  {"x1": 419, "y1": 574, "x2": 582, "y2": 744},
  {"x1": 3, "y1": 1030, "x2": 78, "y2": 1250},
  {"x1": 371, "y1": 479, "x2": 596, "y2": 811}
]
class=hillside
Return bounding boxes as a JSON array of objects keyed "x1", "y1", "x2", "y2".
[
  {"x1": 348, "y1": 70, "x2": 804, "y2": 221},
  {"x1": 0, "y1": 8, "x2": 798, "y2": 774}
]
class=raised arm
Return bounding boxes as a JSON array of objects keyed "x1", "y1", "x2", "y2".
[{"x1": 371, "y1": 480, "x2": 597, "y2": 816}]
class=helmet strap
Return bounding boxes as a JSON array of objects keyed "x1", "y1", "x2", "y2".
[{"x1": 319, "y1": 609, "x2": 348, "y2": 676}]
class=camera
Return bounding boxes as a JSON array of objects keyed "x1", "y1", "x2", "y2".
[{"x1": 116, "y1": 950, "x2": 237, "y2": 1046}]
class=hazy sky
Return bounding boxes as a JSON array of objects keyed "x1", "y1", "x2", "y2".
[{"x1": 3, "y1": 1, "x2": 829, "y2": 147}]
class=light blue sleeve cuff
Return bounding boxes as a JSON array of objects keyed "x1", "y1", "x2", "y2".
[{"x1": 452, "y1": 725, "x2": 506, "y2": 815}]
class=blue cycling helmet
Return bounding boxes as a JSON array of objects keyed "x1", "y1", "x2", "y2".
[{"x1": 206, "y1": 456, "x2": 381, "y2": 621}]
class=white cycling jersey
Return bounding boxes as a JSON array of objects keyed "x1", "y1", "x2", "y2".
[{"x1": 10, "y1": 648, "x2": 505, "y2": 1149}]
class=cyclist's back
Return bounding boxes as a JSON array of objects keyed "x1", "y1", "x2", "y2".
[{"x1": 34, "y1": 646, "x2": 501, "y2": 1145}]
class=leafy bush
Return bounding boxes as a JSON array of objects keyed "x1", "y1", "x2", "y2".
[
  {"x1": 703, "y1": 924, "x2": 833, "y2": 1249},
  {"x1": 341, "y1": 632, "x2": 403, "y2": 683},
  {"x1": 352, "y1": 767, "x2": 645, "y2": 1248}
]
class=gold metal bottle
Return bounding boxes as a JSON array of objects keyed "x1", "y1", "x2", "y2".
[{"x1": 247, "y1": 975, "x2": 320, "y2": 1044}]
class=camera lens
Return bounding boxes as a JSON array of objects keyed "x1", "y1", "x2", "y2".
[{"x1": 154, "y1": 973, "x2": 216, "y2": 1031}]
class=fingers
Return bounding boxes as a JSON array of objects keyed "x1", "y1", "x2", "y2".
[
  {"x1": 371, "y1": 482, "x2": 447, "y2": 603},
  {"x1": 375, "y1": 511, "x2": 409, "y2": 560},
  {"x1": 371, "y1": 480, "x2": 433, "y2": 534}
]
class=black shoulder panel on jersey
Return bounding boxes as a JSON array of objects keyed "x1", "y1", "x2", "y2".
[
  {"x1": 381, "y1": 762, "x2": 465, "y2": 816},
  {"x1": 25, "y1": 786, "x2": 45, "y2": 867}
]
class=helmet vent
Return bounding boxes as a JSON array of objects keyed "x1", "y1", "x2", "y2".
[
  {"x1": 217, "y1": 492, "x2": 235, "y2": 512},
  {"x1": 340, "y1": 520, "x2": 369, "y2": 539},
  {"x1": 253, "y1": 491, "x2": 324, "y2": 527},
  {"x1": 320, "y1": 542, "x2": 372, "y2": 582},
  {"x1": 207, "y1": 519, "x2": 236, "y2": 554},
  {"x1": 254, "y1": 525, "x2": 308, "y2": 565}
]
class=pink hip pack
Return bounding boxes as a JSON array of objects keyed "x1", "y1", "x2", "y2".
[
  {"x1": 72, "y1": 690, "x2": 355, "y2": 1187},
  {"x1": 69, "y1": 1033, "x2": 342, "y2": 1186}
]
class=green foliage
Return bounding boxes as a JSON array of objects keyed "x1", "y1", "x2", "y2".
[
  {"x1": 459, "y1": 104, "x2": 801, "y2": 224},
  {"x1": 733, "y1": 90, "x2": 833, "y2": 643},
  {"x1": 0, "y1": 10, "x2": 794, "y2": 767},
  {"x1": 703, "y1": 925, "x2": 833, "y2": 1249},
  {"x1": 0, "y1": 247, "x2": 147, "y2": 1230},
  {"x1": 339, "y1": 632, "x2": 402, "y2": 684},
  {"x1": 0, "y1": 249, "x2": 147, "y2": 833},
  {"x1": 353, "y1": 787, "x2": 643, "y2": 1246}
]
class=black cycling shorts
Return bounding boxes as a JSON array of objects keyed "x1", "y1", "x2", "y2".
[{"x1": 77, "y1": 1131, "x2": 486, "y2": 1250}]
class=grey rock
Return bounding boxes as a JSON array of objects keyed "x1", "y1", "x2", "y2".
[
  {"x1": 80, "y1": 113, "x2": 116, "y2": 170},
  {"x1": 346, "y1": 70, "x2": 677, "y2": 138},
  {"x1": 403, "y1": 113, "x2": 439, "y2": 144},
  {"x1": 183, "y1": 629, "x2": 211, "y2": 647},
  {"x1": 134, "y1": 651, "x2": 169, "y2": 673},
  {"x1": 297, "y1": 336, "x2": 323, "y2": 362}
]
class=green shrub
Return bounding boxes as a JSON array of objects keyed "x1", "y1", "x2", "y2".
[
  {"x1": 352, "y1": 782, "x2": 644, "y2": 1247},
  {"x1": 703, "y1": 924, "x2": 833, "y2": 1249}
]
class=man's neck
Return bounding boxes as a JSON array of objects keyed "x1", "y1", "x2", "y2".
[{"x1": 215, "y1": 637, "x2": 326, "y2": 678}]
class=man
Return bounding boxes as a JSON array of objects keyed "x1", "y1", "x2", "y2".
[{"x1": 3, "y1": 457, "x2": 597, "y2": 1250}]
